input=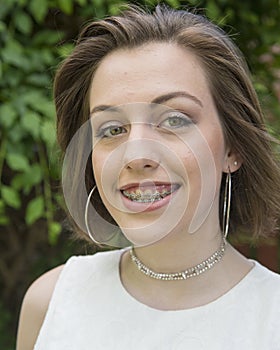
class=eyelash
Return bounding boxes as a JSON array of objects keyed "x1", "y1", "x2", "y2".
[
  {"x1": 95, "y1": 112, "x2": 193, "y2": 138},
  {"x1": 159, "y1": 112, "x2": 193, "y2": 129},
  {"x1": 95, "y1": 125, "x2": 127, "y2": 138}
]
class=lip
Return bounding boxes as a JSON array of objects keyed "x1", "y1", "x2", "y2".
[
  {"x1": 119, "y1": 182, "x2": 180, "y2": 212},
  {"x1": 119, "y1": 181, "x2": 178, "y2": 190}
]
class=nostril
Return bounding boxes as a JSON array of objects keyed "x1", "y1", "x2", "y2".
[{"x1": 125, "y1": 158, "x2": 159, "y2": 170}]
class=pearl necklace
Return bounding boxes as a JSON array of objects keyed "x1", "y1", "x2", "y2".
[{"x1": 129, "y1": 239, "x2": 226, "y2": 281}]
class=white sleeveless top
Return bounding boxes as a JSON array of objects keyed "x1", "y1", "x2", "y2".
[{"x1": 34, "y1": 249, "x2": 280, "y2": 350}]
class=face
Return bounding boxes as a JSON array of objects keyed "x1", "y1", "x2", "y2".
[{"x1": 89, "y1": 43, "x2": 231, "y2": 247}]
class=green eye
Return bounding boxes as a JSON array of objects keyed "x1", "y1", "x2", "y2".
[
  {"x1": 167, "y1": 116, "x2": 185, "y2": 127},
  {"x1": 96, "y1": 125, "x2": 127, "y2": 138},
  {"x1": 160, "y1": 113, "x2": 192, "y2": 129},
  {"x1": 108, "y1": 126, "x2": 125, "y2": 136}
]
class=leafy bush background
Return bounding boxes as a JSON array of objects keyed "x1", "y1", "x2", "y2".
[{"x1": 0, "y1": 0, "x2": 279, "y2": 349}]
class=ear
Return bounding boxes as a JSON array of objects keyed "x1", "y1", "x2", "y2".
[{"x1": 222, "y1": 149, "x2": 242, "y2": 173}]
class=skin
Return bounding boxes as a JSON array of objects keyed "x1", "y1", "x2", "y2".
[
  {"x1": 16, "y1": 43, "x2": 254, "y2": 349},
  {"x1": 90, "y1": 43, "x2": 229, "y2": 248},
  {"x1": 90, "y1": 43, "x2": 253, "y2": 309},
  {"x1": 16, "y1": 265, "x2": 64, "y2": 350}
]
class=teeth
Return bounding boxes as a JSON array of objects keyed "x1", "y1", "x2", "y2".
[
  {"x1": 135, "y1": 189, "x2": 142, "y2": 199},
  {"x1": 122, "y1": 188, "x2": 173, "y2": 202}
]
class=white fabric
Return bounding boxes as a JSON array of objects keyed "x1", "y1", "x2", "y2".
[{"x1": 34, "y1": 249, "x2": 280, "y2": 350}]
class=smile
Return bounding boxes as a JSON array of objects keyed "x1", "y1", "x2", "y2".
[{"x1": 121, "y1": 184, "x2": 180, "y2": 203}]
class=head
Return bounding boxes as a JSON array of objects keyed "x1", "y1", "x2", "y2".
[{"x1": 55, "y1": 5, "x2": 280, "y2": 244}]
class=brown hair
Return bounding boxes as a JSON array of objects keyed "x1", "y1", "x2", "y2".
[{"x1": 54, "y1": 4, "x2": 280, "y2": 242}]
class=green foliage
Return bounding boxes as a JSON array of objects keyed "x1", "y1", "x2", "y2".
[
  {"x1": 0, "y1": 0, "x2": 67, "y2": 238},
  {"x1": 203, "y1": 0, "x2": 280, "y2": 130},
  {"x1": 0, "y1": 0, "x2": 279, "y2": 240},
  {"x1": 0, "y1": 1, "x2": 279, "y2": 349}
]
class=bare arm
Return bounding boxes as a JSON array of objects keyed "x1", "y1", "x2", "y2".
[{"x1": 16, "y1": 265, "x2": 64, "y2": 350}]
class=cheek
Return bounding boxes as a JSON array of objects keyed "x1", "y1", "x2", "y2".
[
  {"x1": 92, "y1": 152, "x2": 101, "y2": 182},
  {"x1": 91, "y1": 147, "x2": 122, "y2": 211},
  {"x1": 194, "y1": 121, "x2": 226, "y2": 175},
  {"x1": 92, "y1": 141, "x2": 114, "y2": 179},
  {"x1": 208, "y1": 134, "x2": 227, "y2": 173},
  {"x1": 199, "y1": 128, "x2": 226, "y2": 203},
  {"x1": 91, "y1": 149, "x2": 108, "y2": 195},
  {"x1": 180, "y1": 151, "x2": 199, "y2": 185},
  {"x1": 91, "y1": 154, "x2": 114, "y2": 214}
]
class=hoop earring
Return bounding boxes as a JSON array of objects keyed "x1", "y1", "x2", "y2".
[
  {"x1": 84, "y1": 186, "x2": 131, "y2": 247},
  {"x1": 222, "y1": 167, "x2": 232, "y2": 239},
  {"x1": 85, "y1": 186, "x2": 100, "y2": 244}
]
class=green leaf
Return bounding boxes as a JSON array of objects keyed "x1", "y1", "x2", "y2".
[
  {"x1": 32, "y1": 30, "x2": 63, "y2": 45},
  {"x1": 11, "y1": 164, "x2": 42, "y2": 191},
  {"x1": 18, "y1": 0, "x2": 28, "y2": 5},
  {"x1": 14, "y1": 11, "x2": 33, "y2": 35},
  {"x1": 22, "y1": 91, "x2": 54, "y2": 117},
  {"x1": 0, "y1": 199, "x2": 4, "y2": 211},
  {"x1": 58, "y1": 0, "x2": 74, "y2": 15},
  {"x1": 1, "y1": 40, "x2": 26, "y2": 67},
  {"x1": 0, "y1": 104, "x2": 17, "y2": 128},
  {"x1": 6, "y1": 153, "x2": 30, "y2": 172},
  {"x1": 1, "y1": 185, "x2": 21, "y2": 209},
  {"x1": 40, "y1": 49, "x2": 54, "y2": 65},
  {"x1": 41, "y1": 120, "x2": 56, "y2": 146},
  {"x1": 21, "y1": 90, "x2": 42, "y2": 106},
  {"x1": 166, "y1": 0, "x2": 180, "y2": 8},
  {"x1": 56, "y1": 43, "x2": 74, "y2": 58},
  {"x1": 76, "y1": 0, "x2": 87, "y2": 5},
  {"x1": 48, "y1": 221, "x2": 61, "y2": 245},
  {"x1": 8, "y1": 124, "x2": 25, "y2": 143},
  {"x1": 0, "y1": 216, "x2": 9, "y2": 225},
  {"x1": 35, "y1": 102, "x2": 55, "y2": 119},
  {"x1": 0, "y1": 1, "x2": 15, "y2": 20},
  {"x1": 25, "y1": 195, "x2": 44, "y2": 225},
  {"x1": 2, "y1": 66, "x2": 22, "y2": 87},
  {"x1": 22, "y1": 111, "x2": 41, "y2": 139},
  {"x1": 28, "y1": 163, "x2": 43, "y2": 184},
  {"x1": 206, "y1": 1, "x2": 221, "y2": 22},
  {"x1": 29, "y1": 0, "x2": 48, "y2": 23},
  {"x1": 0, "y1": 20, "x2": 6, "y2": 33},
  {"x1": 0, "y1": 199, "x2": 7, "y2": 225},
  {"x1": 26, "y1": 73, "x2": 50, "y2": 87}
]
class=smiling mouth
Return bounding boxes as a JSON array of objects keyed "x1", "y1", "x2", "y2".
[{"x1": 121, "y1": 184, "x2": 180, "y2": 203}]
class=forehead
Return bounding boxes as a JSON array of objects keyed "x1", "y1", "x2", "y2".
[{"x1": 89, "y1": 42, "x2": 212, "y2": 107}]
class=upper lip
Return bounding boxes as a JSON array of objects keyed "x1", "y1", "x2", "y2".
[{"x1": 119, "y1": 181, "x2": 179, "y2": 191}]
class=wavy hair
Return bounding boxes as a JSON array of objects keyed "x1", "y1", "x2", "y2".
[{"x1": 54, "y1": 4, "x2": 280, "y2": 242}]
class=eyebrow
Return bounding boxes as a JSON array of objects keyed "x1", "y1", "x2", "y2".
[
  {"x1": 90, "y1": 91, "x2": 203, "y2": 114},
  {"x1": 152, "y1": 91, "x2": 203, "y2": 107}
]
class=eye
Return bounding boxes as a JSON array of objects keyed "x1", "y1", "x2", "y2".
[
  {"x1": 96, "y1": 124, "x2": 127, "y2": 138},
  {"x1": 159, "y1": 112, "x2": 193, "y2": 130}
]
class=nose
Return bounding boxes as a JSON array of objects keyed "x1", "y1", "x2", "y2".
[
  {"x1": 122, "y1": 124, "x2": 160, "y2": 171},
  {"x1": 125, "y1": 157, "x2": 159, "y2": 171}
]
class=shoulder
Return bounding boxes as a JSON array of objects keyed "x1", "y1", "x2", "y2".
[
  {"x1": 251, "y1": 260, "x2": 280, "y2": 288},
  {"x1": 16, "y1": 265, "x2": 64, "y2": 350},
  {"x1": 248, "y1": 261, "x2": 280, "y2": 310},
  {"x1": 25, "y1": 265, "x2": 65, "y2": 309},
  {"x1": 251, "y1": 262, "x2": 280, "y2": 345},
  {"x1": 62, "y1": 249, "x2": 124, "y2": 279},
  {"x1": 16, "y1": 249, "x2": 123, "y2": 350}
]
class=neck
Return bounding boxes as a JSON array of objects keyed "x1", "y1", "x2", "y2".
[
  {"x1": 130, "y1": 238, "x2": 226, "y2": 281},
  {"x1": 119, "y1": 214, "x2": 253, "y2": 311},
  {"x1": 133, "y1": 220, "x2": 222, "y2": 274}
]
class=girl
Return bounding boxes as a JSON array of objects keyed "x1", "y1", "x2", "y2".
[{"x1": 17, "y1": 5, "x2": 280, "y2": 349}]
